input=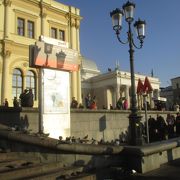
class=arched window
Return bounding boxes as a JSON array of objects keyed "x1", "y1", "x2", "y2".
[
  {"x1": 12, "y1": 68, "x2": 23, "y2": 99},
  {"x1": 26, "y1": 70, "x2": 36, "y2": 99}
]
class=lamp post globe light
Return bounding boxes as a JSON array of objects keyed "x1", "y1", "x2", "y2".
[{"x1": 110, "y1": 1, "x2": 146, "y2": 145}]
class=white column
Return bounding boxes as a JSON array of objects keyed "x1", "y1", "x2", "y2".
[
  {"x1": 4, "y1": 0, "x2": 11, "y2": 38},
  {"x1": 70, "y1": 17, "x2": 78, "y2": 100},
  {"x1": 1, "y1": 51, "x2": 11, "y2": 104},
  {"x1": 116, "y1": 84, "x2": 120, "y2": 102}
]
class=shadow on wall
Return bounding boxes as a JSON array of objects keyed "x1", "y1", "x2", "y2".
[
  {"x1": 99, "y1": 115, "x2": 129, "y2": 143},
  {"x1": 0, "y1": 107, "x2": 29, "y2": 130},
  {"x1": 99, "y1": 115, "x2": 106, "y2": 140}
]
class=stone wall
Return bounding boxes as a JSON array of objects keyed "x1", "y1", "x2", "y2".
[
  {"x1": 0, "y1": 107, "x2": 178, "y2": 141},
  {"x1": 70, "y1": 109, "x2": 177, "y2": 141}
]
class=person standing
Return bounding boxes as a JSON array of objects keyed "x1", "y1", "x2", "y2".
[
  {"x1": 19, "y1": 89, "x2": 28, "y2": 107},
  {"x1": 70, "y1": 97, "x2": 78, "y2": 108},
  {"x1": 148, "y1": 116, "x2": 156, "y2": 142},
  {"x1": 90, "y1": 96, "x2": 97, "y2": 110},
  {"x1": 175, "y1": 113, "x2": 180, "y2": 136},
  {"x1": 85, "y1": 93, "x2": 91, "y2": 109},
  {"x1": 26, "y1": 89, "x2": 34, "y2": 107},
  {"x1": 4, "y1": 98, "x2": 9, "y2": 107},
  {"x1": 156, "y1": 114, "x2": 167, "y2": 141},
  {"x1": 166, "y1": 113, "x2": 175, "y2": 139},
  {"x1": 123, "y1": 98, "x2": 128, "y2": 110},
  {"x1": 13, "y1": 97, "x2": 19, "y2": 107},
  {"x1": 116, "y1": 97, "x2": 123, "y2": 110}
]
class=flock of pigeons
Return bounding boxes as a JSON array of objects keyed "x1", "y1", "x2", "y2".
[{"x1": 7, "y1": 126, "x2": 127, "y2": 146}]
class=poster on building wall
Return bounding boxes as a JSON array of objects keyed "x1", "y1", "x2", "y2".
[
  {"x1": 29, "y1": 40, "x2": 79, "y2": 71},
  {"x1": 43, "y1": 69, "x2": 69, "y2": 113}
]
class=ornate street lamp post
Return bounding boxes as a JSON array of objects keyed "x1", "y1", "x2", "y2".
[{"x1": 110, "y1": 1, "x2": 146, "y2": 145}]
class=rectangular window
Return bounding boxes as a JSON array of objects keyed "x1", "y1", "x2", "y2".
[
  {"x1": 176, "y1": 83, "x2": 179, "y2": 89},
  {"x1": 51, "y1": 28, "x2": 57, "y2": 39},
  {"x1": 59, "y1": 30, "x2": 65, "y2": 41},
  {"x1": 27, "y1": 20, "x2": 34, "y2": 38},
  {"x1": 17, "y1": 18, "x2": 25, "y2": 36}
]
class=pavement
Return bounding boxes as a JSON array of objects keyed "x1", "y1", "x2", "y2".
[
  {"x1": 99, "y1": 158, "x2": 180, "y2": 180},
  {"x1": 118, "y1": 158, "x2": 180, "y2": 180}
]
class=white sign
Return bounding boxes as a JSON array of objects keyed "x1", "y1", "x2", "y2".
[
  {"x1": 40, "y1": 35, "x2": 68, "y2": 48},
  {"x1": 43, "y1": 69, "x2": 69, "y2": 113},
  {"x1": 42, "y1": 69, "x2": 70, "y2": 139}
]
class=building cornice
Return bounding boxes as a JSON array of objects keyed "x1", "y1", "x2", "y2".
[{"x1": 13, "y1": 9, "x2": 39, "y2": 19}]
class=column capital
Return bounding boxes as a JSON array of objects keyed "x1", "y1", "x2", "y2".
[
  {"x1": 75, "y1": 20, "x2": 80, "y2": 29},
  {"x1": 0, "y1": 51, "x2": 9, "y2": 58},
  {"x1": 4, "y1": 50, "x2": 11, "y2": 58},
  {"x1": 70, "y1": 18, "x2": 76, "y2": 27},
  {"x1": 3, "y1": 0, "x2": 11, "y2": 7},
  {"x1": 41, "y1": 12, "x2": 47, "y2": 18}
]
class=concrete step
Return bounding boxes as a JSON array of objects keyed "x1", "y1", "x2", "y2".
[
  {"x1": 0, "y1": 152, "x2": 20, "y2": 161},
  {"x1": 68, "y1": 173, "x2": 96, "y2": 180},
  {"x1": 0, "y1": 152, "x2": 39, "y2": 162},
  {"x1": 27, "y1": 166, "x2": 84, "y2": 180},
  {"x1": 0, "y1": 161, "x2": 64, "y2": 180},
  {"x1": 0, "y1": 159, "x2": 38, "y2": 172}
]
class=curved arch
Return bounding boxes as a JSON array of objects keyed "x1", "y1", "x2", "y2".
[
  {"x1": 9, "y1": 57, "x2": 28, "y2": 76},
  {"x1": 9, "y1": 57, "x2": 39, "y2": 77}
]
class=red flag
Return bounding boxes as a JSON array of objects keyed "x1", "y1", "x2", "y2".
[
  {"x1": 143, "y1": 77, "x2": 153, "y2": 93},
  {"x1": 137, "y1": 78, "x2": 144, "y2": 95}
]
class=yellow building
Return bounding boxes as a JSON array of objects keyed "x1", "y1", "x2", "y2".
[{"x1": 0, "y1": 0, "x2": 82, "y2": 106}]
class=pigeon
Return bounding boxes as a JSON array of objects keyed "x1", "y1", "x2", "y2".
[{"x1": 83, "y1": 135, "x2": 88, "y2": 139}]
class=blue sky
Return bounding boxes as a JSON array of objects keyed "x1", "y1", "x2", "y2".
[{"x1": 58, "y1": 0, "x2": 180, "y2": 87}]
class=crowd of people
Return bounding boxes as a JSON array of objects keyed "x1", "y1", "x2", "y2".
[
  {"x1": 116, "y1": 97, "x2": 128, "y2": 110},
  {"x1": 146, "y1": 113, "x2": 180, "y2": 142},
  {"x1": 2, "y1": 88, "x2": 34, "y2": 108},
  {"x1": 70, "y1": 94, "x2": 130, "y2": 110},
  {"x1": 19, "y1": 89, "x2": 34, "y2": 107},
  {"x1": 70, "y1": 93, "x2": 97, "y2": 109}
]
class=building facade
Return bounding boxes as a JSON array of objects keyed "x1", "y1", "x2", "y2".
[
  {"x1": 0, "y1": 0, "x2": 82, "y2": 106},
  {"x1": 171, "y1": 76, "x2": 180, "y2": 105},
  {"x1": 160, "y1": 86, "x2": 173, "y2": 110},
  {"x1": 82, "y1": 64, "x2": 160, "y2": 110}
]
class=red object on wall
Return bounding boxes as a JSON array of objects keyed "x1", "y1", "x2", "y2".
[
  {"x1": 137, "y1": 77, "x2": 153, "y2": 95},
  {"x1": 143, "y1": 76, "x2": 153, "y2": 93},
  {"x1": 137, "y1": 78, "x2": 144, "y2": 94}
]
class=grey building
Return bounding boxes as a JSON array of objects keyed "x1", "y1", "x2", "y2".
[{"x1": 171, "y1": 77, "x2": 180, "y2": 105}]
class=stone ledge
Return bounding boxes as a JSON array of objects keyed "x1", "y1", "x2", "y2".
[{"x1": 121, "y1": 138, "x2": 180, "y2": 173}]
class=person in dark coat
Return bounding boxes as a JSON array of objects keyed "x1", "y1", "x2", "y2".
[
  {"x1": 70, "y1": 97, "x2": 78, "y2": 108},
  {"x1": 148, "y1": 116, "x2": 157, "y2": 142},
  {"x1": 26, "y1": 89, "x2": 34, "y2": 107},
  {"x1": 156, "y1": 114, "x2": 167, "y2": 141},
  {"x1": 19, "y1": 89, "x2": 28, "y2": 107},
  {"x1": 85, "y1": 93, "x2": 91, "y2": 109},
  {"x1": 4, "y1": 98, "x2": 9, "y2": 107},
  {"x1": 13, "y1": 97, "x2": 19, "y2": 107},
  {"x1": 166, "y1": 113, "x2": 175, "y2": 139},
  {"x1": 20, "y1": 89, "x2": 34, "y2": 107},
  {"x1": 175, "y1": 113, "x2": 180, "y2": 136}
]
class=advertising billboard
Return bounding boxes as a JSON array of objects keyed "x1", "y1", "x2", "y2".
[{"x1": 29, "y1": 41, "x2": 79, "y2": 71}]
